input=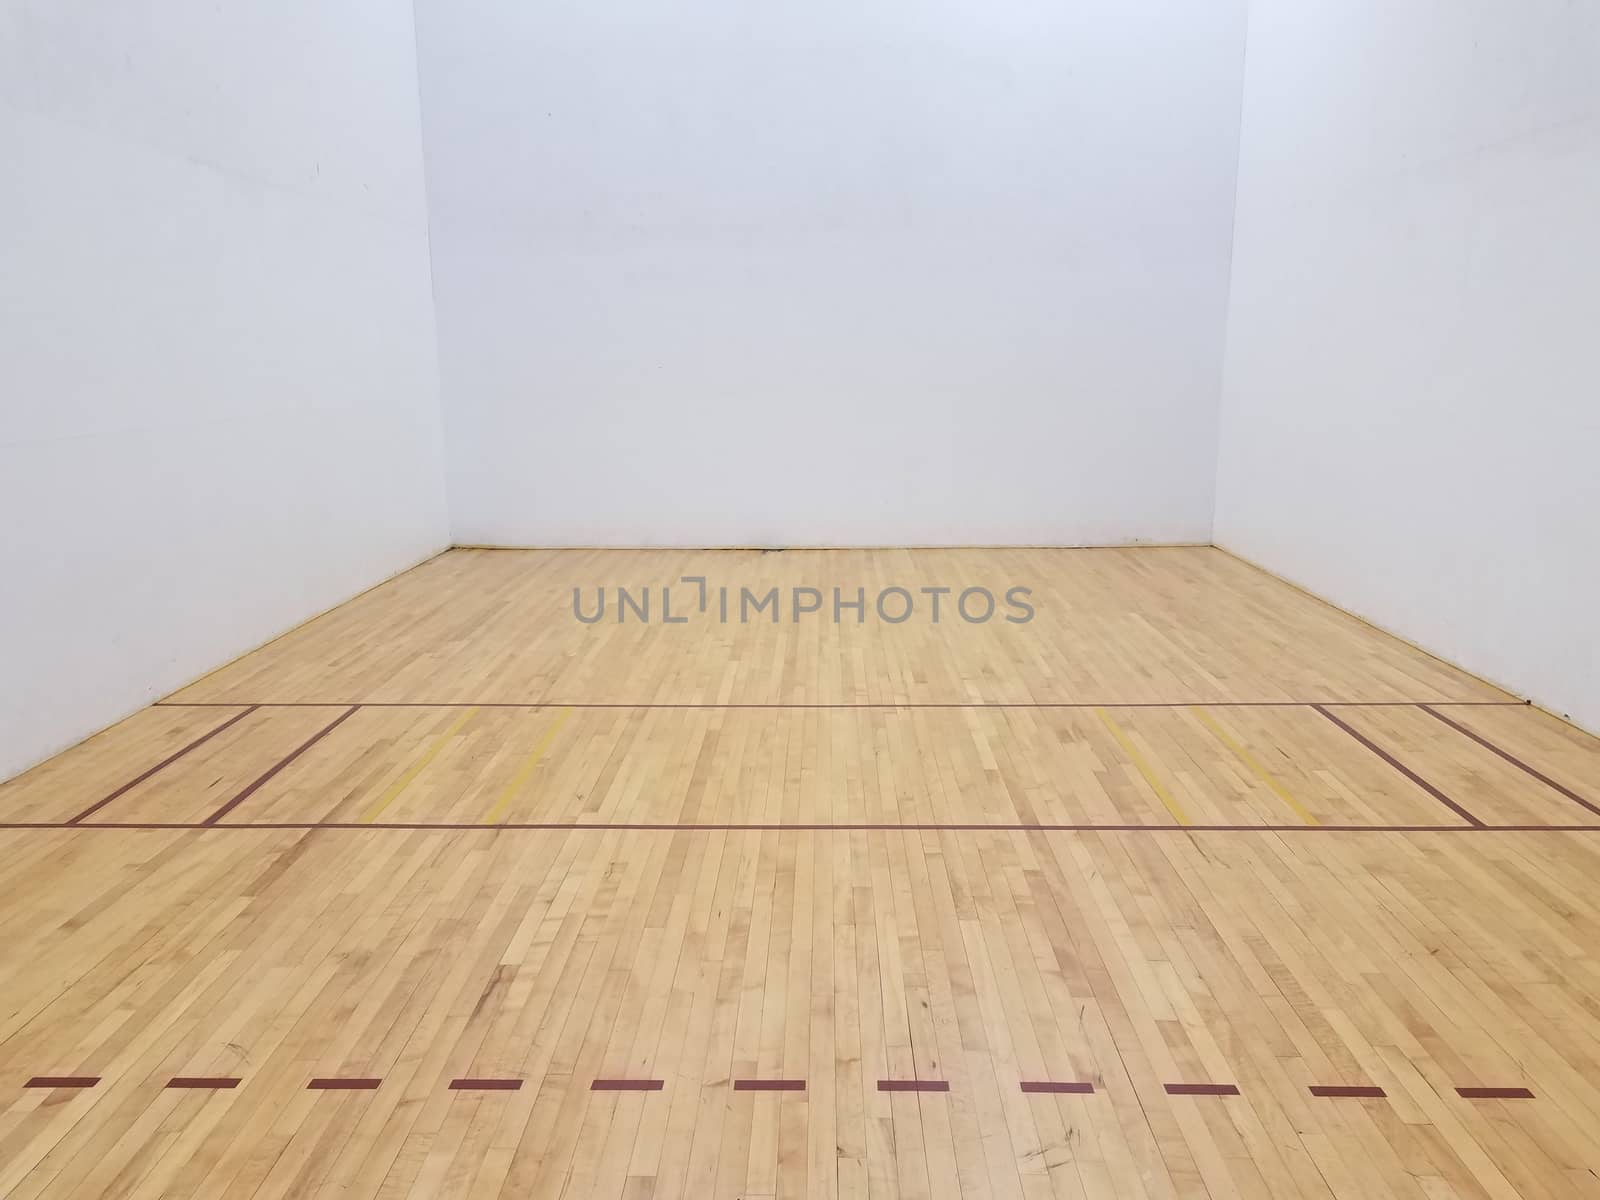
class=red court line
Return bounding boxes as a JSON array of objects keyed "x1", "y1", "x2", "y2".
[
  {"x1": 1420, "y1": 705, "x2": 1600, "y2": 819},
  {"x1": 878, "y1": 1080, "x2": 949, "y2": 1093},
  {"x1": 1457, "y1": 1086, "x2": 1534, "y2": 1099},
  {"x1": 167, "y1": 1077, "x2": 240, "y2": 1089},
  {"x1": 153, "y1": 699, "x2": 1527, "y2": 710},
  {"x1": 733, "y1": 1079, "x2": 806, "y2": 1091},
  {"x1": 201, "y1": 706, "x2": 360, "y2": 825},
  {"x1": 24, "y1": 1076, "x2": 99, "y2": 1089},
  {"x1": 449, "y1": 1078, "x2": 522, "y2": 1091},
  {"x1": 591, "y1": 1079, "x2": 664, "y2": 1091},
  {"x1": 1165, "y1": 1083, "x2": 1239, "y2": 1096},
  {"x1": 239, "y1": 820, "x2": 1475, "y2": 832},
  {"x1": 1309, "y1": 1085, "x2": 1386, "y2": 1098},
  {"x1": 67, "y1": 706, "x2": 261, "y2": 825},
  {"x1": 308, "y1": 1077, "x2": 381, "y2": 1090},
  {"x1": 9, "y1": 821, "x2": 1600, "y2": 833},
  {"x1": 1313, "y1": 705, "x2": 1484, "y2": 827},
  {"x1": 1021, "y1": 1081, "x2": 1095, "y2": 1094}
]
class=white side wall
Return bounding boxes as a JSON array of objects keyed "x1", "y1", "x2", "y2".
[
  {"x1": 1216, "y1": 0, "x2": 1600, "y2": 729},
  {"x1": 417, "y1": 0, "x2": 1247, "y2": 546},
  {"x1": 0, "y1": 2, "x2": 450, "y2": 780}
]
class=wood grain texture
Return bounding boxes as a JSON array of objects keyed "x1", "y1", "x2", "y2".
[
  {"x1": 1, "y1": 547, "x2": 1597, "y2": 1199},
  {"x1": 160, "y1": 547, "x2": 1510, "y2": 707}
]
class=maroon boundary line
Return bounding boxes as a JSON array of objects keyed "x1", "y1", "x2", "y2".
[
  {"x1": 154, "y1": 699, "x2": 1526, "y2": 710},
  {"x1": 591, "y1": 1079, "x2": 664, "y2": 1091},
  {"x1": 1457, "y1": 1086, "x2": 1534, "y2": 1099},
  {"x1": 733, "y1": 1079, "x2": 806, "y2": 1091},
  {"x1": 1309, "y1": 1085, "x2": 1386, "y2": 1098},
  {"x1": 1313, "y1": 705, "x2": 1484, "y2": 827},
  {"x1": 11, "y1": 820, "x2": 1600, "y2": 833},
  {"x1": 878, "y1": 1080, "x2": 949, "y2": 1093},
  {"x1": 167, "y1": 1076, "x2": 240, "y2": 1089},
  {"x1": 449, "y1": 1078, "x2": 522, "y2": 1091},
  {"x1": 201, "y1": 706, "x2": 359, "y2": 826},
  {"x1": 1021, "y1": 1081, "x2": 1095, "y2": 1094},
  {"x1": 67, "y1": 706, "x2": 261, "y2": 825},
  {"x1": 1420, "y1": 705, "x2": 1600, "y2": 819},
  {"x1": 24, "y1": 1076, "x2": 100, "y2": 1089},
  {"x1": 1165, "y1": 1083, "x2": 1239, "y2": 1096},
  {"x1": 308, "y1": 1077, "x2": 381, "y2": 1090}
]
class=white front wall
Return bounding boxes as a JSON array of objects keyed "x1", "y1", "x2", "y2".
[{"x1": 416, "y1": 0, "x2": 1248, "y2": 546}]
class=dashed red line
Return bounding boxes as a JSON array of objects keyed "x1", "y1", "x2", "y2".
[
  {"x1": 1309, "y1": 1085, "x2": 1386, "y2": 1098},
  {"x1": 4, "y1": 1074, "x2": 1547, "y2": 1104}
]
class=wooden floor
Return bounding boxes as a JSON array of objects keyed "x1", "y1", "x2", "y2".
[{"x1": 3, "y1": 547, "x2": 1600, "y2": 1198}]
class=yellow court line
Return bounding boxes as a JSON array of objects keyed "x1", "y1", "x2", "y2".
[
  {"x1": 361, "y1": 707, "x2": 480, "y2": 823},
  {"x1": 1189, "y1": 706, "x2": 1320, "y2": 826},
  {"x1": 484, "y1": 707, "x2": 574, "y2": 824},
  {"x1": 1094, "y1": 708, "x2": 1192, "y2": 826}
]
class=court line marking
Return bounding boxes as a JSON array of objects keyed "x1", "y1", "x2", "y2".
[
  {"x1": 359, "y1": 707, "x2": 480, "y2": 823},
  {"x1": 1095, "y1": 708, "x2": 1192, "y2": 825},
  {"x1": 484, "y1": 707, "x2": 573, "y2": 824},
  {"x1": 152, "y1": 699, "x2": 1528, "y2": 709},
  {"x1": 1309, "y1": 1085, "x2": 1386, "y2": 1098},
  {"x1": 10, "y1": 1075, "x2": 1530, "y2": 1102},
  {"x1": 1312, "y1": 705, "x2": 1484, "y2": 827},
  {"x1": 67, "y1": 706, "x2": 261, "y2": 825},
  {"x1": 1189, "y1": 706, "x2": 1318, "y2": 825},
  {"x1": 7, "y1": 821, "x2": 1600, "y2": 833},
  {"x1": 1419, "y1": 705, "x2": 1600, "y2": 820},
  {"x1": 202, "y1": 706, "x2": 361, "y2": 826}
]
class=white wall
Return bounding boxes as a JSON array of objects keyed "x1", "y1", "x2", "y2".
[
  {"x1": 1216, "y1": 0, "x2": 1600, "y2": 730},
  {"x1": 0, "y1": 1, "x2": 450, "y2": 780},
  {"x1": 417, "y1": 0, "x2": 1247, "y2": 546}
]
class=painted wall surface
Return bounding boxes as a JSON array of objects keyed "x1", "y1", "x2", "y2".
[
  {"x1": 1216, "y1": 0, "x2": 1600, "y2": 730},
  {"x1": 417, "y1": 0, "x2": 1248, "y2": 546},
  {"x1": 0, "y1": 2, "x2": 450, "y2": 779}
]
